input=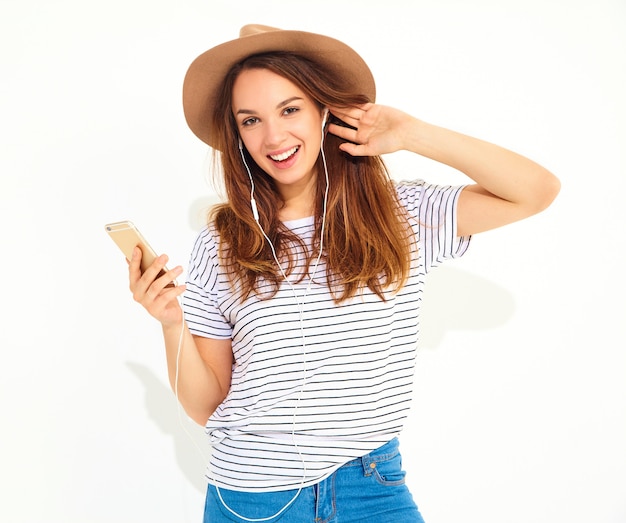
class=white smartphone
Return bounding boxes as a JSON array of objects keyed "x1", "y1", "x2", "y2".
[{"x1": 105, "y1": 220, "x2": 174, "y2": 285}]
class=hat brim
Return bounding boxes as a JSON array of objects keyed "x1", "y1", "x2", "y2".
[{"x1": 182, "y1": 26, "x2": 376, "y2": 149}]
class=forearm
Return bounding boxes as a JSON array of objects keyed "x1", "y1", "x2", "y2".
[
  {"x1": 162, "y1": 322, "x2": 225, "y2": 425},
  {"x1": 404, "y1": 118, "x2": 560, "y2": 211}
]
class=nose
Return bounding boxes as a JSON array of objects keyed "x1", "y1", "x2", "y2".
[{"x1": 262, "y1": 117, "x2": 287, "y2": 148}]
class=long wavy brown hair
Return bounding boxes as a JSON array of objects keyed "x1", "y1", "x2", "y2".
[{"x1": 208, "y1": 51, "x2": 413, "y2": 303}]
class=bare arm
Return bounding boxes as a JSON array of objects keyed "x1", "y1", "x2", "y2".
[
  {"x1": 129, "y1": 247, "x2": 232, "y2": 425},
  {"x1": 161, "y1": 323, "x2": 232, "y2": 425},
  {"x1": 329, "y1": 104, "x2": 560, "y2": 236}
]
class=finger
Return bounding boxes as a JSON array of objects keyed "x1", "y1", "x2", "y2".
[
  {"x1": 144, "y1": 284, "x2": 187, "y2": 325},
  {"x1": 131, "y1": 252, "x2": 169, "y2": 301},
  {"x1": 128, "y1": 247, "x2": 143, "y2": 283},
  {"x1": 328, "y1": 104, "x2": 371, "y2": 127},
  {"x1": 328, "y1": 103, "x2": 371, "y2": 119},
  {"x1": 140, "y1": 253, "x2": 170, "y2": 287},
  {"x1": 331, "y1": 109, "x2": 361, "y2": 128},
  {"x1": 327, "y1": 122, "x2": 358, "y2": 142},
  {"x1": 155, "y1": 282, "x2": 187, "y2": 303},
  {"x1": 147, "y1": 280, "x2": 185, "y2": 308},
  {"x1": 338, "y1": 142, "x2": 368, "y2": 157},
  {"x1": 155, "y1": 265, "x2": 184, "y2": 290}
]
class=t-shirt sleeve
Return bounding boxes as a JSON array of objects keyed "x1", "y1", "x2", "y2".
[
  {"x1": 182, "y1": 227, "x2": 233, "y2": 340},
  {"x1": 396, "y1": 180, "x2": 471, "y2": 273}
]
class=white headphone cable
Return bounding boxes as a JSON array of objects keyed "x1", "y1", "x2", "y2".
[
  {"x1": 173, "y1": 298, "x2": 301, "y2": 522},
  {"x1": 173, "y1": 301, "x2": 209, "y2": 465},
  {"x1": 175, "y1": 117, "x2": 331, "y2": 522}
]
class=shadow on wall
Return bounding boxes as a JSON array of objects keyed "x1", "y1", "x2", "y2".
[
  {"x1": 420, "y1": 266, "x2": 516, "y2": 349},
  {"x1": 125, "y1": 361, "x2": 210, "y2": 494},
  {"x1": 189, "y1": 196, "x2": 222, "y2": 231},
  {"x1": 126, "y1": 266, "x2": 515, "y2": 491}
]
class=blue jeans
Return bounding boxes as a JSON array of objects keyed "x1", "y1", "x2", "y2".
[{"x1": 203, "y1": 438, "x2": 425, "y2": 522}]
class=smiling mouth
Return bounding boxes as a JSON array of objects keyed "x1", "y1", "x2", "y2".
[{"x1": 269, "y1": 146, "x2": 299, "y2": 162}]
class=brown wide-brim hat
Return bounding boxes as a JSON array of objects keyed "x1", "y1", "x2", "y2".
[{"x1": 182, "y1": 24, "x2": 376, "y2": 149}]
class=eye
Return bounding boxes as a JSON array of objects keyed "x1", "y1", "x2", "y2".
[
  {"x1": 283, "y1": 106, "x2": 299, "y2": 116},
  {"x1": 241, "y1": 116, "x2": 259, "y2": 127}
]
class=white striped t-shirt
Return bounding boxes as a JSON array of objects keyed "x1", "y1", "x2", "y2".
[{"x1": 182, "y1": 180, "x2": 471, "y2": 492}]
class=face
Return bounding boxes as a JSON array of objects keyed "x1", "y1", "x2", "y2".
[{"x1": 231, "y1": 68, "x2": 325, "y2": 201}]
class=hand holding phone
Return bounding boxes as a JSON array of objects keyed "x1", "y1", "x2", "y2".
[
  {"x1": 105, "y1": 220, "x2": 175, "y2": 286},
  {"x1": 106, "y1": 220, "x2": 185, "y2": 327}
]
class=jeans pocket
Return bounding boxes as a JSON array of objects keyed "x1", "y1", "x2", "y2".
[{"x1": 371, "y1": 451, "x2": 407, "y2": 486}]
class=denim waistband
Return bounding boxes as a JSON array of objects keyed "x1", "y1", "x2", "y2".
[{"x1": 341, "y1": 438, "x2": 400, "y2": 475}]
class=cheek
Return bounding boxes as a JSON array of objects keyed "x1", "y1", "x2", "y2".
[
  {"x1": 290, "y1": 120, "x2": 321, "y2": 151},
  {"x1": 250, "y1": 148, "x2": 268, "y2": 167},
  {"x1": 242, "y1": 136, "x2": 265, "y2": 162}
]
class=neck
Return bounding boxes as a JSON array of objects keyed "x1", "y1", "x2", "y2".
[
  {"x1": 277, "y1": 176, "x2": 317, "y2": 221},
  {"x1": 278, "y1": 198, "x2": 315, "y2": 221}
]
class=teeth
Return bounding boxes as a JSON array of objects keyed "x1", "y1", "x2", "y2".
[{"x1": 270, "y1": 146, "x2": 298, "y2": 162}]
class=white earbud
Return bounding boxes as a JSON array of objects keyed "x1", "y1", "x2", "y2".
[{"x1": 322, "y1": 108, "x2": 329, "y2": 129}]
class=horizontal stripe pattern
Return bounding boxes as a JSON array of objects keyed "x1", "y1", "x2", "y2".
[{"x1": 182, "y1": 180, "x2": 470, "y2": 491}]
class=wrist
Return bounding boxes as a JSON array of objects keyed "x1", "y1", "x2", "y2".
[
  {"x1": 162, "y1": 317, "x2": 184, "y2": 335},
  {"x1": 400, "y1": 115, "x2": 427, "y2": 153}
]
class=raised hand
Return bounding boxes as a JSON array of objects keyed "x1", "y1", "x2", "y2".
[{"x1": 327, "y1": 103, "x2": 416, "y2": 157}]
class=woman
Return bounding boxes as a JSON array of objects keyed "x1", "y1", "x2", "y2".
[{"x1": 129, "y1": 25, "x2": 560, "y2": 522}]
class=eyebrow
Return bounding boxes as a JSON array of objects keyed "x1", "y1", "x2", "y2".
[{"x1": 235, "y1": 96, "x2": 305, "y2": 116}]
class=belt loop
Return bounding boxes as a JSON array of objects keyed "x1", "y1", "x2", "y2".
[{"x1": 361, "y1": 451, "x2": 375, "y2": 477}]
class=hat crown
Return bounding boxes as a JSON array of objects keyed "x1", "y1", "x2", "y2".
[{"x1": 239, "y1": 24, "x2": 278, "y2": 38}]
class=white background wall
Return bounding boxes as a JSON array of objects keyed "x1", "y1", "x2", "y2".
[{"x1": 1, "y1": 1, "x2": 624, "y2": 522}]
